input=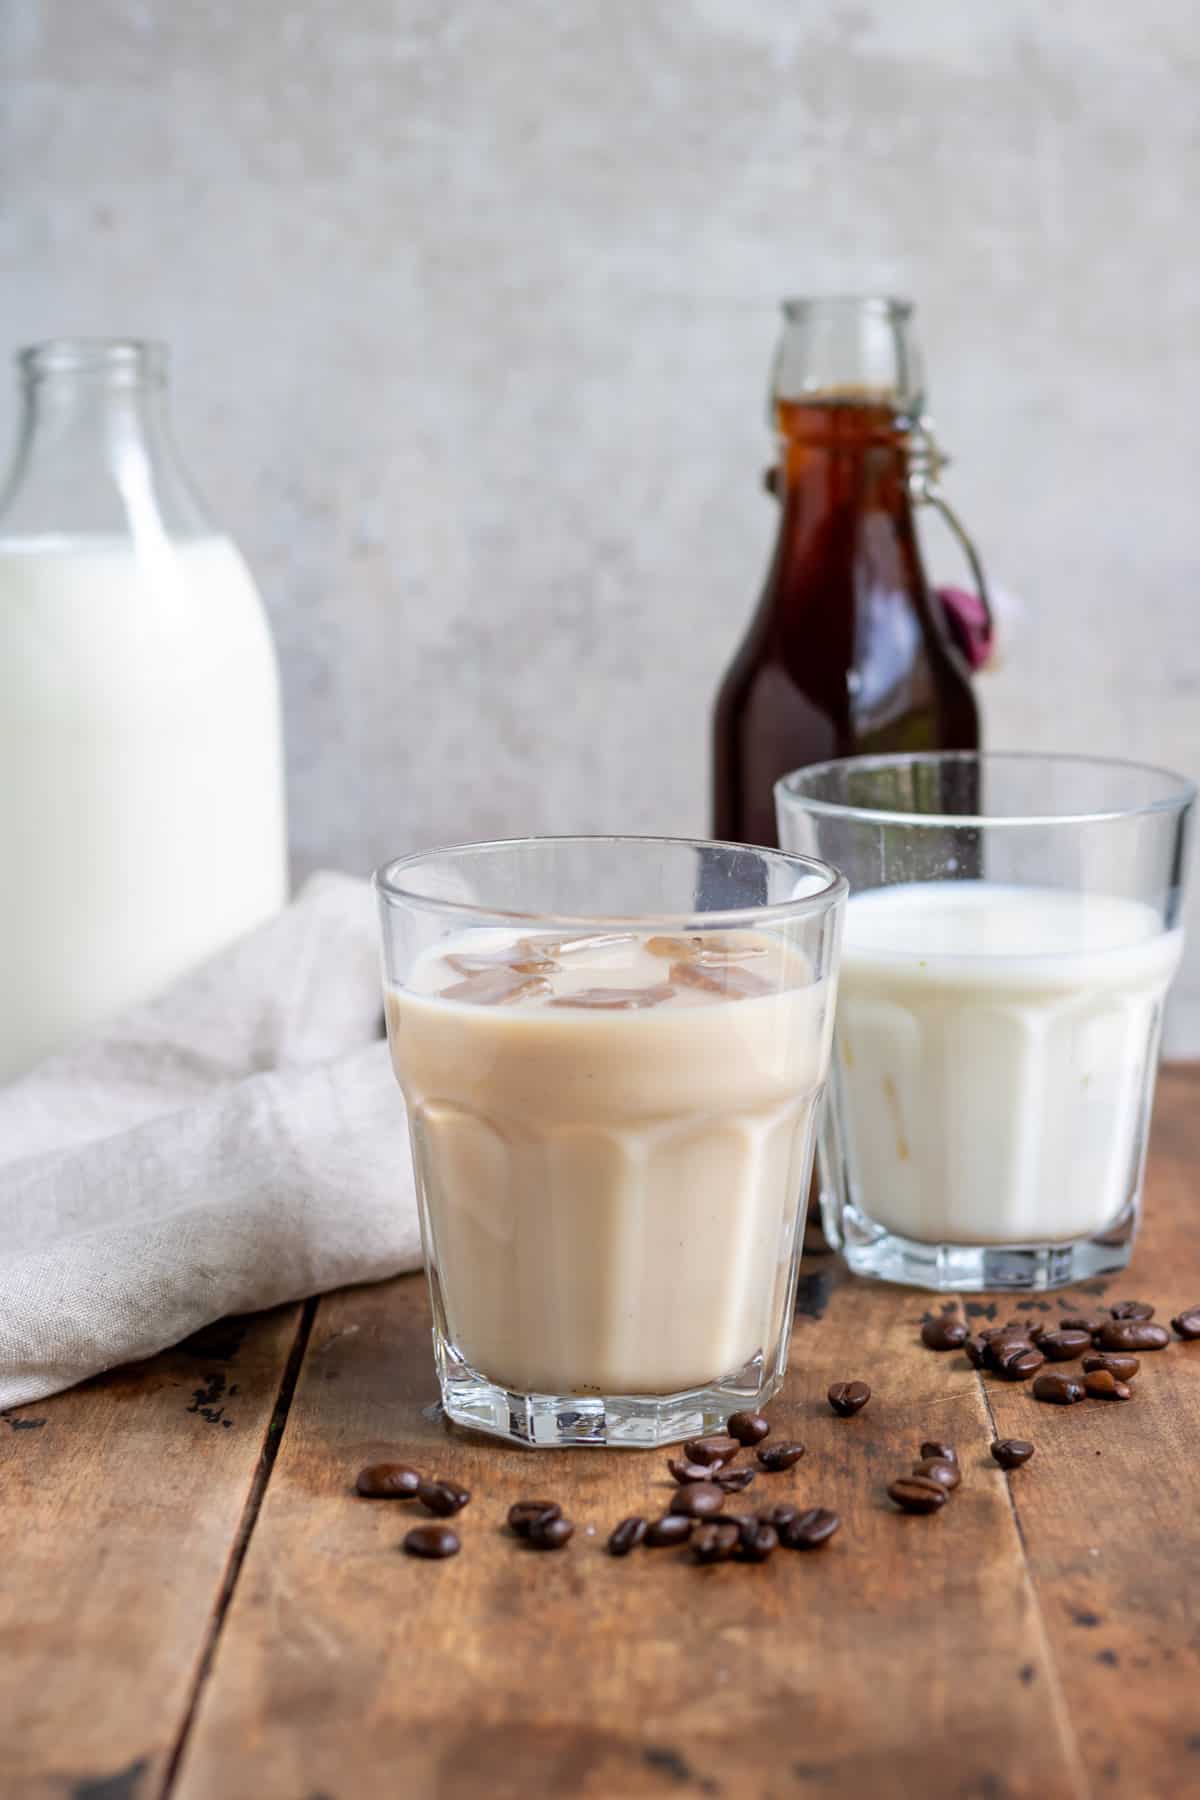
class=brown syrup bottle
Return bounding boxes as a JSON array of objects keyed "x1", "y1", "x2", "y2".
[{"x1": 713, "y1": 297, "x2": 985, "y2": 847}]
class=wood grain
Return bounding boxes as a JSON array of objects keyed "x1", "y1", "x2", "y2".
[{"x1": 0, "y1": 1305, "x2": 303, "y2": 1800}]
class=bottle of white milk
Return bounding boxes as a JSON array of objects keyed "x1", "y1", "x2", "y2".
[{"x1": 0, "y1": 340, "x2": 287, "y2": 1079}]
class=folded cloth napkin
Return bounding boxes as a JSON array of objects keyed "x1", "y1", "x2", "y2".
[{"x1": 0, "y1": 873, "x2": 420, "y2": 1409}]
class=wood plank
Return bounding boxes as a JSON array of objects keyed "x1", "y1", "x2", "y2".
[{"x1": 0, "y1": 1304, "x2": 304, "y2": 1800}]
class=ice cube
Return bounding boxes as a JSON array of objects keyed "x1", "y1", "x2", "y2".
[
  {"x1": 441, "y1": 968, "x2": 552, "y2": 1006},
  {"x1": 532, "y1": 933, "x2": 636, "y2": 958},
  {"x1": 446, "y1": 947, "x2": 559, "y2": 976},
  {"x1": 549, "y1": 984, "x2": 676, "y2": 1011},
  {"x1": 670, "y1": 961, "x2": 771, "y2": 999},
  {"x1": 647, "y1": 933, "x2": 768, "y2": 964}
]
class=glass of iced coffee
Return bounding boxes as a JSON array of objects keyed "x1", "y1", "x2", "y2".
[
  {"x1": 375, "y1": 836, "x2": 846, "y2": 1447},
  {"x1": 777, "y1": 753, "x2": 1195, "y2": 1292}
]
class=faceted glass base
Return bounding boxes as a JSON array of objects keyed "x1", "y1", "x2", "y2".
[
  {"x1": 832, "y1": 1196, "x2": 1138, "y2": 1293},
  {"x1": 434, "y1": 1334, "x2": 782, "y2": 1449}
]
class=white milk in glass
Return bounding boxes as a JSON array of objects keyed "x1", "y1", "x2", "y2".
[{"x1": 836, "y1": 882, "x2": 1182, "y2": 1245}]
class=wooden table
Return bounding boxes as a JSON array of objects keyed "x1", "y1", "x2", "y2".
[{"x1": 3, "y1": 1068, "x2": 1199, "y2": 1800}]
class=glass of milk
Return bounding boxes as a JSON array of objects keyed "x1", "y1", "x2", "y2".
[
  {"x1": 776, "y1": 753, "x2": 1194, "y2": 1291},
  {"x1": 376, "y1": 836, "x2": 846, "y2": 1447}
]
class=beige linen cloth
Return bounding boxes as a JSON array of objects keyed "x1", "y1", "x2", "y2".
[{"x1": 0, "y1": 874, "x2": 420, "y2": 1409}]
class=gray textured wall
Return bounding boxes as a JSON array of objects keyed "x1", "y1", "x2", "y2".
[{"x1": 5, "y1": 0, "x2": 1200, "y2": 1048}]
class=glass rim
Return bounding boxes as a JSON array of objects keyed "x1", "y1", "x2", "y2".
[
  {"x1": 776, "y1": 750, "x2": 1197, "y2": 830},
  {"x1": 374, "y1": 833, "x2": 848, "y2": 930},
  {"x1": 17, "y1": 338, "x2": 167, "y2": 382},
  {"x1": 781, "y1": 294, "x2": 911, "y2": 321}
]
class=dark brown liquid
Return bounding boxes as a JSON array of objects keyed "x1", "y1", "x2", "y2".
[{"x1": 713, "y1": 398, "x2": 979, "y2": 847}]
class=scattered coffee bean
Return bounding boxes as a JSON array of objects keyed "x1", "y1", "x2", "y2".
[
  {"x1": 726, "y1": 1410, "x2": 771, "y2": 1446},
  {"x1": 527, "y1": 1514, "x2": 574, "y2": 1549},
  {"x1": 667, "y1": 1456, "x2": 718, "y2": 1485},
  {"x1": 984, "y1": 1334, "x2": 1034, "y2": 1371},
  {"x1": 691, "y1": 1520, "x2": 741, "y2": 1563},
  {"x1": 888, "y1": 1475, "x2": 948, "y2": 1514},
  {"x1": 919, "y1": 1441, "x2": 957, "y2": 1465},
  {"x1": 683, "y1": 1435, "x2": 740, "y2": 1467},
  {"x1": 760, "y1": 1503, "x2": 799, "y2": 1530},
  {"x1": 738, "y1": 1521, "x2": 779, "y2": 1563},
  {"x1": 965, "y1": 1336, "x2": 988, "y2": 1369},
  {"x1": 355, "y1": 1462, "x2": 421, "y2": 1499},
  {"x1": 644, "y1": 1514, "x2": 695, "y2": 1547},
  {"x1": 757, "y1": 1440, "x2": 805, "y2": 1472},
  {"x1": 921, "y1": 1315, "x2": 968, "y2": 1351},
  {"x1": 828, "y1": 1380, "x2": 871, "y2": 1417},
  {"x1": 669, "y1": 1482, "x2": 725, "y2": 1519},
  {"x1": 993, "y1": 1344, "x2": 1046, "y2": 1382},
  {"x1": 1171, "y1": 1306, "x2": 1200, "y2": 1341},
  {"x1": 1094, "y1": 1320, "x2": 1170, "y2": 1353},
  {"x1": 711, "y1": 1466, "x2": 756, "y2": 1493},
  {"x1": 1083, "y1": 1369, "x2": 1133, "y2": 1402},
  {"x1": 912, "y1": 1457, "x2": 960, "y2": 1491},
  {"x1": 990, "y1": 1439, "x2": 1035, "y2": 1470},
  {"x1": 1039, "y1": 1329, "x2": 1092, "y2": 1362},
  {"x1": 404, "y1": 1523, "x2": 460, "y2": 1559},
  {"x1": 1032, "y1": 1372, "x2": 1086, "y2": 1406},
  {"x1": 507, "y1": 1500, "x2": 561, "y2": 1538},
  {"x1": 417, "y1": 1477, "x2": 470, "y2": 1517},
  {"x1": 1060, "y1": 1314, "x2": 1108, "y2": 1335},
  {"x1": 1109, "y1": 1299, "x2": 1155, "y2": 1321},
  {"x1": 781, "y1": 1507, "x2": 841, "y2": 1549},
  {"x1": 607, "y1": 1516, "x2": 647, "y2": 1556},
  {"x1": 1028, "y1": 1322, "x2": 1049, "y2": 1343},
  {"x1": 1082, "y1": 1351, "x2": 1139, "y2": 1381}
]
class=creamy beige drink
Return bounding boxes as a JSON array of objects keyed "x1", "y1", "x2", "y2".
[{"x1": 386, "y1": 929, "x2": 834, "y2": 1397}]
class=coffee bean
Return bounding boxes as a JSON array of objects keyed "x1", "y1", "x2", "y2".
[
  {"x1": 1170, "y1": 1305, "x2": 1200, "y2": 1340},
  {"x1": 985, "y1": 1334, "x2": 1037, "y2": 1372},
  {"x1": 1060, "y1": 1314, "x2": 1108, "y2": 1335},
  {"x1": 417, "y1": 1477, "x2": 470, "y2": 1517},
  {"x1": 760, "y1": 1503, "x2": 799, "y2": 1530},
  {"x1": 607, "y1": 1516, "x2": 647, "y2": 1556},
  {"x1": 827, "y1": 1380, "x2": 871, "y2": 1417},
  {"x1": 993, "y1": 1344, "x2": 1045, "y2": 1381},
  {"x1": 781, "y1": 1507, "x2": 841, "y2": 1549},
  {"x1": 757, "y1": 1440, "x2": 805, "y2": 1472},
  {"x1": 1082, "y1": 1351, "x2": 1140, "y2": 1381},
  {"x1": 1032, "y1": 1372, "x2": 1086, "y2": 1405},
  {"x1": 888, "y1": 1475, "x2": 948, "y2": 1514},
  {"x1": 1094, "y1": 1320, "x2": 1170, "y2": 1352},
  {"x1": 738, "y1": 1522, "x2": 779, "y2": 1563},
  {"x1": 990, "y1": 1439, "x2": 1035, "y2": 1469},
  {"x1": 1028, "y1": 1323, "x2": 1049, "y2": 1343},
  {"x1": 668, "y1": 1456, "x2": 719, "y2": 1485},
  {"x1": 355, "y1": 1462, "x2": 421, "y2": 1499},
  {"x1": 644, "y1": 1514, "x2": 695, "y2": 1547},
  {"x1": 404, "y1": 1523, "x2": 460, "y2": 1559},
  {"x1": 711, "y1": 1466, "x2": 756, "y2": 1493},
  {"x1": 912, "y1": 1457, "x2": 960, "y2": 1490},
  {"x1": 669, "y1": 1482, "x2": 725, "y2": 1519},
  {"x1": 527, "y1": 1514, "x2": 574, "y2": 1550},
  {"x1": 1083, "y1": 1369, "x2": 1133, "y2": 1402},
  {"x1": 1039, "y1": 1329, "x2": 1092, "y2": 1362},
  {"x1": 1109, "y1": 1299, "x2": 1155, "y2": 1321},
  {"x1": 965, "y1": 1336, "x2": 988, "y2": 1369},
  {"x1": 683, "y1": 1434, "x2": 741, "y2": 1467},
  {"x1": 919, "y1": 1441, "x2": 957, "y2": 1465},
  {"x1": 726, "y1": 1410, "x2": 771, "y2": 1446},
  {"x1": 507, "y1": 1500, "x2": 562, "y2": 1538},
  {"x1": 691, "y1": 1520, "x2": 741, "y2": 1563},
  {"x1": 921, "y1": 1315, "x2": 968, "y2": 1350}
]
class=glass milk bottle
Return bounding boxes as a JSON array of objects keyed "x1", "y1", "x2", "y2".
[{"x1": 0, "y1": 339, "x2": 287, "y2": 1079}]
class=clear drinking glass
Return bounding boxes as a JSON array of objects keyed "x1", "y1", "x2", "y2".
[
  {"x1": 776, "y1": 753, "x2": 1194, "y2": 1292},
  {"x1": 375, "y1": 836, "x2": 846, "y2": 1447}
]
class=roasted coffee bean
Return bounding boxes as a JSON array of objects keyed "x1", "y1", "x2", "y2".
[
  {"x1": 912, "y1": 1457, "x2": 960, "y2": 1490},
  {"x1": 759, "y1": 1503, "x2": 799, "y2": 1530},
  {"x1": 607, "y1": 1516, "x2": 647, "y2": 1556},
  {"x1": 919, "y1": 1441, "x2": 957, "y2": 1465},
  {"x1": 828, "y1": 1380, "x2": 871, "y2": 1417},
  {"x1": 965, "y1": 1336, "x2": 988, "y2": 1369},
  {"x1": 990, "y1": 1439, "x2": 1035, "y2": 1470},
  {"x1": 757, "y1": 1439, "x2": 805, "y2": 1472},
  {"x1": 527, "y1": 1514, "x2": 574, "y2": 1550},
  {"x1": 355, "y1": 1462, "x2": 421, "y2": 1499},
  {"x1": 507, "y1": 1500, "x2": 562, "y2": 1538},
  {"x1": 1171, "y1": 1305, "x2": 1200, "y2": 1340},
  {"x1": 417, "y1": 1477, "x2": 470, "y2": 1517},
  {"x1": 738, "y1": 1522, "x2": 779, "y2": 1563},
  {"x1": 1060, "y1": 1314, "x2": 1108, "y2": 1335},
  {"x1": 711, "y1": 1466, "x2": 756, "y2": 1493},
  {"x1": 667, "y1": 1456, "x2": 719, "y2": 1485},
  {"x1": 1094, "y1": 1319, "x2": 1170, "y2": 1352},
  {"x1": 726, "y1": 1410, "x2": 771, "y2": 1446},
  {"x1": 984, "y1": 1334, "x2": 1035, "y2": 1371},
  {"x1": 669, "y1": 1482, "x2": 725, "y2": 1519},
  {"x1": 1109, "y1": 1299, "x2": 1155, "y2": 1321},
  {"x1": 1039, "y1": 1329, "x2": 1092, "y2": 1362},
  {"x1": 992, "y1": 1344, "x2": 1045, "y2": 1382},
  {"x1": 1082, "y1": 1351, "x2": 1140, "y2": 1381},
  {"x1": 644, "y1": 1514, "x2": 695, "y2": 1547},
  {"x1": 683, "y1": 1434, "x2": 741, "y2": 1467},
  {"x1": 1083, "y1": 1369, "x2": 1133, "y2": 1402},
  {"x1": 404, "y1": 1523, "x2": 460, "y2": 1559},
  {"x1": 921, "y1": 1315, "x2": 968, "y2": 1351},
  {"x1": 691, "y1": 1520, "x2": 741, "y2": 1563},
  {"x1": 1032, "y1": 1372, "x2": 1086, "y2": 1406},
  {"x1": 888, "y1": 1475, "x2": 948, "y2": 1514},
  {"x1": 1028, "y1": 1322, "x2": 1049, "y2": 1343},
  {"x1": 781, "y1": 1507, "x2": 841, "y2": 1549}
]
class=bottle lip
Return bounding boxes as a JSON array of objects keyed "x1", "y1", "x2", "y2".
[
  {"x1": 16, "y1": 338, "x2": 168, "y2": 385},
  {"x1": 781, "y1": 295, "x2": 912, "y2": 321}
]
